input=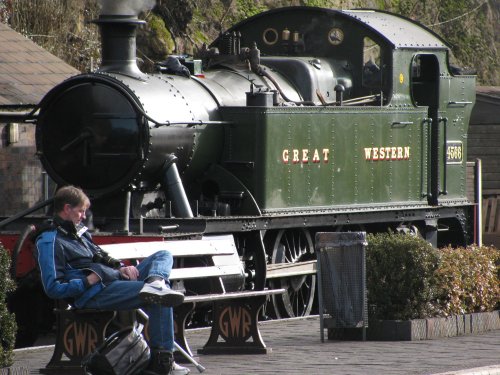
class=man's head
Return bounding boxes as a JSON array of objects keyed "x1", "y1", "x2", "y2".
[{"x1": 54, "y1": 186, "x2": 90, "y2": 226}]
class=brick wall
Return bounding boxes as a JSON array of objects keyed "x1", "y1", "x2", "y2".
[{"x1": 0, "y1": 123, "x2": 47, "y2": 216}]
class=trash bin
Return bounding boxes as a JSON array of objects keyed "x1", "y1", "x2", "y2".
[{"x1": 315, "y1": 232, "x2": 368, "y2": 342}]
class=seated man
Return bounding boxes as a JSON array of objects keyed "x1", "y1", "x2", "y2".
[{"x1": 35, "y1": 185, "x2": 189, "y2": 375}]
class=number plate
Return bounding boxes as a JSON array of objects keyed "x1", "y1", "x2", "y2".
[{"x1": 446, "y1": 141, "x2": 463, "y2": 164}]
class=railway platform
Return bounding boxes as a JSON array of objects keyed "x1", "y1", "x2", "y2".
[{"x1": 7, "y1": 316, "x2": 500, "y2": 375}]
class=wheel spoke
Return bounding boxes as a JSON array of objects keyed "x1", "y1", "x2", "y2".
[
  {"x1": 267, "y1": 229, "x2": 316, "y2": 319},
  {"x1": 284, "y1": 234, "x2": 293, "y2": 262}
]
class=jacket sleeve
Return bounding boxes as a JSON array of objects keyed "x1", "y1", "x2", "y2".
[{"x1": 36, "y1": 231, "x2": 87, "y2": 300}]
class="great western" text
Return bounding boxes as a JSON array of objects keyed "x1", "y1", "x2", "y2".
[{"x1": 364, "y1": 146, "x2": 410, "y2": 161}]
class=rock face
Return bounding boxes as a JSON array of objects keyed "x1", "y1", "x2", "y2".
[{"x1": 3, "y1": 0, "x2": 499, "y2": 84}]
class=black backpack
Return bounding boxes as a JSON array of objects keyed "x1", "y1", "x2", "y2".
[{"x1": 82, "y1": 324, "x2": 150, "y2": 375}]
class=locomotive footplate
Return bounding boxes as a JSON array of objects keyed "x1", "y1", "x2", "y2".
[{"x1": 62, "y1": 203, "x2": 472, "y2": 237}]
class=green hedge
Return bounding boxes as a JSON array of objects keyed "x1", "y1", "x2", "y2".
[
  {"x1": 0, "y1": 242, "x2": 16, "y2": 368},
  {"x1": 366, "y1": 233, "x2": 500, "y2": 321},
  {"x1": 366, "y1": 232, "x2": 440, "y2": 320},
  {"x1": 434, "y1": 244, "x2": 500, "y2": 316}
]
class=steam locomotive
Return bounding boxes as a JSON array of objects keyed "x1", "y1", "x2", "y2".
[{"x1": 0, "y1": 6, "x2": 476, "y2": 346}]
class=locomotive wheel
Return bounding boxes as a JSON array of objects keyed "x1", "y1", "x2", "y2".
[{"x1": 267, "y1": 228, "x2": 316, "y2": 319}]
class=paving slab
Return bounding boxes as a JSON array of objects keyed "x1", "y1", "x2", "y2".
[{"x1": 8, "y1": 316, "x2": 500, "y2": 375}]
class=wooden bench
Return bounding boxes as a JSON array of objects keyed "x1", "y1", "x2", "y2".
[
  {"x1": 40, "y1": 235, "x2": 284, "y2": 374},
  {"x1": 177, "y1": 289, "x2": 285, "y2": 357},
  {"x1": 483, "y1": 196, "x2": 500, "y2": 247}
]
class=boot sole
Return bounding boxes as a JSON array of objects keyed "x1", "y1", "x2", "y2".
[{"x1": 139, "y1": 291, "x2": 185, "y2": 307}]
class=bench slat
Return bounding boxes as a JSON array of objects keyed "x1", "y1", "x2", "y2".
[
  {"x1": 488, "y1": 199, "x2": 497, "y2": 232},
  {"x1": 100, "y1": 235, "x2": 237, "y2": 260},
  {"x1": 100, "y1": 235, "x2": 245, "y2": 283},
  {"x1": 170, "y1": 265, "x2": 244, "y2": 280}
]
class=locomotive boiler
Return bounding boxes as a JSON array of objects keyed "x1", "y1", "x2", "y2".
[{"x1": 1, "y1": 6, "x2": 477, "y2": 345}]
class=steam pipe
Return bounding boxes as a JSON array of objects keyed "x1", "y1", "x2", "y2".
[
  {"x1": 123, "y1": 190, "x2": 131, "y2": 233},
  {"x1": 161, "y1": 155, "x2": 193, "y2": 218},
  {"x1": 0, "y1": 112, "x2": 37, "y2": 122}
]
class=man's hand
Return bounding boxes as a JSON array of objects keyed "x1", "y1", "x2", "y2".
[
  {"x1": 119, "y1": 266, "x2": 139, "y2": 281},
  {"x1": 86, "y1": 272, "x2": 100, "y2": 286}
]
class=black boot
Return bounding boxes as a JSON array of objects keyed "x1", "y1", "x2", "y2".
[{"x1": 142, "y1": 349, "x2": 173, "y2": 375}]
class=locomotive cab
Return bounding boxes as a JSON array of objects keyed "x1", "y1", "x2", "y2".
[
  {"x1": 199, "y1": 7, "x2": 475, "y2": 247},
  {"x1": 207, "y1": 8, "x2": 395, "y2": 107}
]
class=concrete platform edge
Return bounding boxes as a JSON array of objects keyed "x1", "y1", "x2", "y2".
[{"x1": 432, "y1": 365, "x2": 500, "y2": 375}]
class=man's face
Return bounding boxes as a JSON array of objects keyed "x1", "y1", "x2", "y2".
[{"x1": 63, "y1": 203, "x2": 88, "y2": 226}]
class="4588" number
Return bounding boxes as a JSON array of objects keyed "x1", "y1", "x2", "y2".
[{"x1": 446, "y1": 142, "x2": 463, "y2": 163}]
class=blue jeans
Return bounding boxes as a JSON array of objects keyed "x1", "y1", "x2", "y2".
[{"x1": 83, "y1": 250, "x2": 175, "y2": 351}]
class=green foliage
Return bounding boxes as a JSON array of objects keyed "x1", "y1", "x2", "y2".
[
  {"x1": 136, "y1": 13, "x2": 176, "y2": 70},
  {"x1": 299, "y1": 0, "x2": 340, "y2": 7},
  {"x1": 191, "y1": 1, "x2": 232, "y2": 40},
  {"x1": 434, "y1": 245, "x2": 500, "y2": 316},
  {"x1": 235, "y1": 0, "x2": 268, "y2": 20},
  {"x1": 366, "y1": 233, "x2": 500, "y2": 321},
  {"x1": 366, "y1": 232, "x2": 440, "y2": 320},
  {"x1": 147, "y1": 14, "x2": 175, "y2": 52},
  {"x1": 0, "y1": 242, "x2": 16, "y2": 367}
]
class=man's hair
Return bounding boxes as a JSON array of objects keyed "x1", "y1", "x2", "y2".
[{"x1": 53, "y1": 186, "x2": 90, "y2": 213}]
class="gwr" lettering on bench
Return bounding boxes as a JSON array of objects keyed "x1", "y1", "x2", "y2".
[
  {"x1": 63, "y1": 322, "x2": 98, "y2": 356},
  {"x1": 219, "y1": 306, "x2": 251, "y2": 340}
]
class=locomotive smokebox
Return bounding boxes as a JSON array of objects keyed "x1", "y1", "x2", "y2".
[
  {"x1": 36, "y1": 6, "x2": 223, "y2": 203},
  {"x1": 92, "y1": 14, "x2": 146, "y2": 78}
]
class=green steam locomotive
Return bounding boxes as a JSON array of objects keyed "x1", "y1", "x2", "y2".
[{"x1": 0, "y1": 6, "x2": 476, "y2": 344}]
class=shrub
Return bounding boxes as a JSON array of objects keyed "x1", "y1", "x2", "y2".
[
  {"x1": 0, "y1": 242, "x2": 16, "y2": 367},
  {"x1": 366, "y1": 232, "x2": 440, "y2": 320},
  {"x1": 434, "y1": 245, "x2": 500, "y2": 316}
]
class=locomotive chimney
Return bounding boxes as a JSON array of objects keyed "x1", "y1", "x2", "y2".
[{"x1": 92, "y1": 15, "x2": 146, "y2": 78}]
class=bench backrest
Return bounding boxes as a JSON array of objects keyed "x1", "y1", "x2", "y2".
[{"x1": 100, "y1": 234, "x2": 245, "y2": 290}]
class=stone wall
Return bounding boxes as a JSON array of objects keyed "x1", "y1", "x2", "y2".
[{"x1": 327, "y1": 310, "x2": 500, "y2": 341}]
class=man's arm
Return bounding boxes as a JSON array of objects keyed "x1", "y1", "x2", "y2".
[{"x1": 36, "y1": 231, "x2": 90, "y2": 299}]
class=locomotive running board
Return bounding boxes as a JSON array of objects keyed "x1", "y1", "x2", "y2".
[{"x1": 265, "y1": 260, "x2": 317, "y2": 279}]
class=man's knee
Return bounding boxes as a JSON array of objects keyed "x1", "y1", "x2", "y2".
[{"x1": 151, "y1": 250, "x2": 172, "y2": 263}]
